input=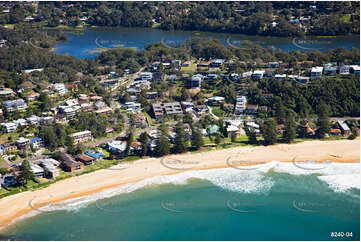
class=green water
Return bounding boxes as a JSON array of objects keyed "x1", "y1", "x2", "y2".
[{"x1": 1, "y1": 168, "x2": 359, "y2": 241}]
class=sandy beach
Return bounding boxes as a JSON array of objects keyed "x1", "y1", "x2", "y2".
[{"x1": 0, "y1": 139, "x2": 359, "y2": 231}]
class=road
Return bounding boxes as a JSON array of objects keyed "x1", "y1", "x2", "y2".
[{"x1": 206, "y1": 105, "x2": 219, "y2": 120}]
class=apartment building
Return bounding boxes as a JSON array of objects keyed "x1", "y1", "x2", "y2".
[{"x1": 69, "y1": 130, "x2": 93, "y2": 144}]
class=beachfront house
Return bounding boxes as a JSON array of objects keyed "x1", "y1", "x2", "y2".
[
  {"x1": 76, "y1": 154, "x2": 95, "y2": 165},
  {"x1": 39, "y1": 158, "x2": 60, "y2": 178},
  {"x1": 337, "y1": 120, "x2": 351, "y2": 136},
  {"x1": 29, "y1": 162, "x2": 45, "y2": 177},
  {"x1": 59, "y1": 153, "x2": 84, "y2": 172}
]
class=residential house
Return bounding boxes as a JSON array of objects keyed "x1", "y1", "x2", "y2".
[
  {"x1": 182, "y1": 61, "x2": 191, "y2": 67},
  {"x1": 310, "y1": 67, "x2": 323, "y2": 80},
  {"x1": 133, "y1": 113, "x2": 147, "y2": 128},
  {"x1": 29, "y1": 162, "x2": 45, "y2": 177},
  {"x1": 39, "y1": 158, "x2": 60, "y2": 178},
  {"x1": 140, "y1": 72, "x2": 153, "y2": 81},
  {"x1": 59, "y1": 153, "x2": 84, "y2": 172},
  {"x1": 150, "y1": 61, "x2": 160, "y2": 71},
  {"x1": 207, "y1": 124, "x2": 219, "y2": 136},
  {"x1": 207, "y1": 96, "x2": 225, "y2": 106},
  {"x1": 276, "y1": 124, "x2": 285, "y2": 134},
  {"x1": 2, "y1": 122, "x2": 17, "y2": 133},
  {"x1": 105, "y1": 127, "x2": 114, "y2": 133},
  {"x1": 330, "y1": 128, "x2": 342, "y2": 136},
  {"x1": 3, "y1": 99, "x2": 28, "y2": 112},
  {"x1": 190, "y1": 74, "x2": 203, "y2": 89},
  {"x1": 85, "y1": 150, "x2": 104, "y2": 160},
  {"x1": 242, "y1": 71, "x2": 253, "y2": 79},
  {"x1": 16, "y1": 137, "x2": 30, "y2": 150},
  {"x1": 26, "y1": 115, "x2": 41, "y2": 126},
  {"x1": 123, "y1": 102, "x2": 141, "y2": 113},
  {"x1": 2, "y1": 142, "x2": 17, "y2": 152},
  {"x1": 130, "y1": 141, "x2": 143, "y2": 155},
  {"x1": 77, "y1": 94, "x2": 89, "y2": 104},
  {"x1": 0, "y1": 39, "x2": 7, "y2": 48},
  {"x1": 245, "y1": 104, "x2": 258, "y2": 115},
  {"x1": 252, "y1": 70, "x2": 265, "y2": 80},
  {"x1": 101, "y1": 79, "x2": 119, "y2": 90},
  {"x1": 268, "y1": 62, "x2": 279, "y2": 68},
  {"x1": 324, "y1": 63, "x2": 337, "y2": 75},
  {"x1": 105, "y1": 140, "x2": 127, "y2": 158},
  {"x1": 222, "y1": 103, "x2": 234, "y2": 112},
  {"x1": 14, "y1": 118, "x2": 27, "y2": 127},
  {"x1": 195, "y1": 104, "x2": 208, "y2": 115},
  {"x1": 21, "y1": 68, "x2": 44, "y2": 74},
  {"x1": 41, "y1": 116, "x2": 54, "y2": 124},
  {"x1": 297, "y1": 76, "x2": 310, "y2": 84},
  {"x1": 52, "y1": 83, "x2": 68, "y2": 95},
  {"x1": 245, "y1": 122, "x2": 260, "y2": 134},
  {"x1": 172, "y1": 59, "x2": 181, "y2": 69},
  {"x1": 350, "y1": 65, "x2": 360, "y2": 75},
  {"x1": 30, "y1": 137, "x2": 44, "y2": 149},
  {"x1": 234, "y1": 96, "x2": 247, "y2": 115},
  {"x1": 69, "y1": 130, "x2": 92, "y2": 144},
  {"x1": 25, "y1": 92, "x2": 40, "y2": 101},
  {"x1": 275, "y1": 74, "x2": 286, "y2": 81},
  {"x1": 339, "y1": 63, "x2": 350, "y2": 74},
  {"x1": 76, "y1": 154, "x2": 95, "y2": 165},
  {"x1": 146, "y1": 92, "x2": 158, "y2": 99},
  {"x1": 0, "y1": 88, "x2": 14, "y2": 98},
  {"x1": 210, "y1": 59, "x2": 224, "y2": 67},
  {"x1": 1, "y1": 175, "x2": 17, "y2": 187},
  {"x1": 337, "y1": 121, "x2": 351, "y2": 136},
  {"x1": 197, "y1": 61, "x2": 211, "y2": 68}
]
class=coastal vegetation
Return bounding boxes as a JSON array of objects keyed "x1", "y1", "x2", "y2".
[
  {"x1": 0, "y1": 3, "x2": 359, "y2": 201},
  {"x1": 1, "y1": 2, "x2": 359, "y2": 37}
]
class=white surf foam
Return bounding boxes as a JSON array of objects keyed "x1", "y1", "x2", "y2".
[
  {"x1": 28, "y1": 161, "x2": 360, "y2": 213},
  {"x1": 317, "y1": 174, "x2": 360, "y2": 192}
]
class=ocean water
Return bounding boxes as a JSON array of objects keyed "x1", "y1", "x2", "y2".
[{"x1": 1, "y1": 162, "x2": 359, "y2": 241}]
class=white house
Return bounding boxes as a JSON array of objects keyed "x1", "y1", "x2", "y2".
[{"x1": 310, "y1": 67, "x2": 323, "y2": 80}]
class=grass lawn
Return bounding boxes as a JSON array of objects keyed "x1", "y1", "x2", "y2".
[
  {"x1": 3, "y1": 24, "x2": 14, "y2": 29},
  {"x1": 144, "y1": 112, "x2": 153, "y2": 126},
  {"x1": 152, "y1": 23, "x2": 161, "y2": 28},
  {"x1": 212, "y1": 106, "x2": 225, "y2": 117},
  {"x1": 181, "y1": 63, "x2": 197, "y2": 74},
  {"x1": 0, "y1": 157, "x2": 9, "y2": 168}
]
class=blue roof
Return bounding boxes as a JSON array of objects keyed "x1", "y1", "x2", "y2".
[
  {"x1": 3, "y1": 99, "x2": 26, "y2": 108},
  {"x1": 86, "y1": 150, "x2": 104, "y2": 159},
  {"x1": 30, "y1": 137, "x2": 42, "y2": 143}
]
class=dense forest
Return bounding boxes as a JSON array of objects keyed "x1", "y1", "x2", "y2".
[{"x1": 0, "y1": 1, "x2": 359, "y2": 37}]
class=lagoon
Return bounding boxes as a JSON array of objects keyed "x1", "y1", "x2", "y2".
[{"x1": 51, "y1": 27, "x2": 360, "y2": 58}]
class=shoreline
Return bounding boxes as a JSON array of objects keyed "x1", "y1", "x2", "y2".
[{"x1": 0, "y1": 139, "x2": 359, "y2": 232}]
